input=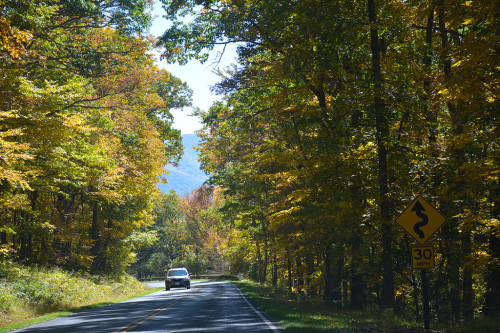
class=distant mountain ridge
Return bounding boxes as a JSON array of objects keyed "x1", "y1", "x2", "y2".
[{"x1": 157, "y1": 134, "x2": 208, "y2": 196}]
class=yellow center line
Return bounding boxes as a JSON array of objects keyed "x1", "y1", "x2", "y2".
[{"x1": 113, "y1": 285, "x2": 202, "y2": 333}]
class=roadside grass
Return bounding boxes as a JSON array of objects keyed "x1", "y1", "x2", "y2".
[
  {"x1": 0, "y1": 287, "x2": 164, "y2": 333},
  {"x1": 2, "y1": 268, "x2": 497, "y2": 333},
  {"x1": 234, "y1": 281, "x2": 409, "y2": 332},
  {"x1": 0, "y1": 262, "x2": 160, "y2": 332},
  {"x1": 235, "y1": 281, "x2": 496, "y2": 333},
  {"x1": 448, "y1": 317, "x2": 500, "y2": 333}
]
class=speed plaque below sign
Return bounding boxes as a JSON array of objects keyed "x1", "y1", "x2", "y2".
[{"x1": 411, "y1": 246, "x2": 435, "y2": 269}]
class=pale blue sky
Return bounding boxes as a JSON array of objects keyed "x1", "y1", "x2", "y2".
[{"x1": 149, "y1": 3, "x2": 237, "y2": 134}]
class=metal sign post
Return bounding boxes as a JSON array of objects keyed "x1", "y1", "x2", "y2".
[
  {"x1": 422, "y1": 270, "x2": 430, "y2": 330},
  {"x1": 396, "y1": 195, "x2": 446, "y2": 330}
]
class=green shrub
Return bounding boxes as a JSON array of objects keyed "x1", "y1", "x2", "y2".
[
  {"x1": 458, "y1": 317, "x2": 500, "y2": 333},
  {"x1": 0, "y1": 283, "x2": 16, "y2": 313},
  {"x1": 0, "y1": 262, "x2": 147, "y2": 328}
]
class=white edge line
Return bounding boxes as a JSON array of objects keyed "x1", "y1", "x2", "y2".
[{"x1": 235, "y1": 286, "x2": 282, "y2": 332}]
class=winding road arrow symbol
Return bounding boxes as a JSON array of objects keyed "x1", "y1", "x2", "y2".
[{"x1": 411, "y1": 200, "x2": 428, "y2": 239}]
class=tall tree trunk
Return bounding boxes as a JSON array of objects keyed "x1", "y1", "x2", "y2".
[
  {"x1": 441, "y1": 218, "x2": 462, "y2": 320},
  {"x1": 423, "y1": 5, "x2": 437, "y2": 144},
  {"x1": 333, "y1": 255, "x2": 343, "y2": 306},
  {"x1": 90, "y1": 203, "x2": 102, "y2": 272},
  {"x1": 324, "y1": 248, "x2": 334, "y2": 305},
  {"x1": 19, "y1": 233, "x2": 27, "y2": 261},
  {"x1": 367, "y1": 0, "x2": 394, "y2": 309},
  {"x1": 306, "y1": 254, "x2": 315, "y2": 296},
  {"x1": 485, "y1": 185, "x2": 500, "y2": 317},
  {"x1": 260, "y1": 236, "x2": 268, "y2": 284},
  {"x1": 256, "y1": 240, "x2": 263, "y2": 283},
  {"x1": 433, "y1": 242, "x2": 446, "y2": 322},
  {"x1": 462, "y1": 231, "x2": 473, "y2": 320},
  {"x1": 272, "y1": 252, "x2": 278, "y2": 287},
  {"x1": 437, "y1": 0, "x2": 472, "y2": 320},
  {"x1": 407, "y1": 238, "x2": 420, "y2": 319},
  {"x1": 287, "y1": 248, "x2": 293, "y2": 292},
  {"x1": 296, "y1": 256, "x2": 304, "y2": 294},
  {"x1": 351, "y1": 238, "x2": 366, "y2": 310}
]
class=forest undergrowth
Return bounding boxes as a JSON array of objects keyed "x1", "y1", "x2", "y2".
[
  {"x1": 0, "y1": 262, "x2": 149, "y2": 331},
  {"x1": 235, "y1": 281, "x2": 500, "y2": 333}
]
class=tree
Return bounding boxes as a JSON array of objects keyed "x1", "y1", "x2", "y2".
[
  {"x1": 159, "y1": 0, "x2": 499, "y2": 322},
  {"x1": 0, "y1": 0, "x2": 192, "y2": 275}
]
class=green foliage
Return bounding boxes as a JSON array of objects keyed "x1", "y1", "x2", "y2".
[
  {"x1": 129, "y1": 187, "x2": 234, "y2": 276},
  {"x1": 159, "y1": 0, "x2": 500, "y2": 326},
  {"x1": 0, "y1": 0, "x2": 191, "y2": 276},
  {"x1": 0, "y1": 262, "x2": 147, "y2": 328},
  {"x1": 127, "y1": 191, "x2": 183, "y2": 277}
]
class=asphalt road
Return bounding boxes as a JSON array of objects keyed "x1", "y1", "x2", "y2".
[{"x1": 12, "y1": 281, "x2": 284, "y2": 333}]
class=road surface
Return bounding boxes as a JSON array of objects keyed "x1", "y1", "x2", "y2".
[{"x1": 12, "y1": 281, "x2": 284, "y2": 332}]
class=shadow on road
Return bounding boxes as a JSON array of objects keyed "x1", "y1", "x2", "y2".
[{"x1": 13, "y1": 281, "x2": 283, "y2": 333}]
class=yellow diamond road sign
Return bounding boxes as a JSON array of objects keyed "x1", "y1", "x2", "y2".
[{"x1": 396, "y1": 195, "x2": 446, "y2": 244}]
